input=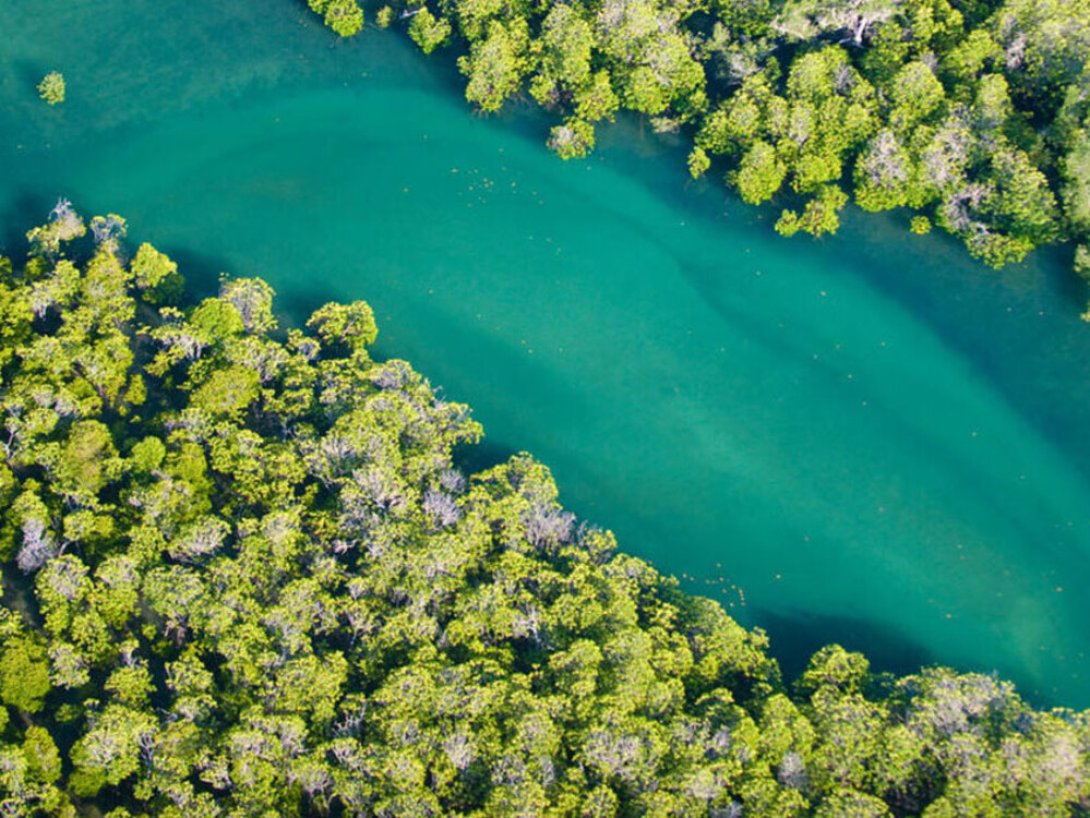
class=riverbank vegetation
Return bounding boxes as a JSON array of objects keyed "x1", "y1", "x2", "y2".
[
  {"x1": 308, "y1": 0, "x2": 1090, "y2": 288},
  {"x1": 1, "y1": 205, "x2": 1088, "y2": 815}
]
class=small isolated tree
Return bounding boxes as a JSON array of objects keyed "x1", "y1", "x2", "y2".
[{"x1": 37, "y1": 72, "x2": 65, "y2": 105}]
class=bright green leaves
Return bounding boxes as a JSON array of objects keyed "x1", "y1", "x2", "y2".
[
  {"x1": 325, "y1": 0, "x2": 365, "y2": 37},
  {"x1": 1063, "y1": 134, "x2": 1090, "y2": 234},
  {"x1": 307, "y1": 0, "x2": 364, "y2": 37},
  {"x1": 70, "y1": 703, "x2": 158, "y2": 795},
  {"x1": 94, "y1": 557, "x2": 141, "y2": 628},
  {"x1": 166, "y1": 516, "x2": 231, "y2": 563},
  {"x1": 595, "y1": 0, "x2": 708, "y2": 127},
  {"x1": 22, "y1": 726, "x2": 62, "y2": 785},
  {"x1": 533, "y1": 7, "x2": 611, "y2": 158},
  {"x1": 548, "y1": 118, "x2": 596, "y2": 159},
  {"x1": 151, "y1": 274, "x2": 275, "y2": 381},
  {"x1": 130, "y1": 242, "x2": 183, "y2": 303},
  {"x1": 53, "y1": 420, "x2": 124, "y2": 508},
  {"x1": 296, "y1": 0, "x2": 1083, "y2": 273},
  {"x1": 219, "y1": 277, "x2": 276, "y2": 335},
  {"x1": 267, "y1": 652, "x2": 348, "y2": 725},
  {"x1": 782, "y1": 49, "x2": 878, "y2": 193},
  {"x1": 575, "y1": 70, "x2": 620, "y2": 124},
  {"x1": 90, "y1": 214, "x2": 128, "y2": 255},
  {"x1": 190, "y1": 366, "x2": 260, "y2": 420},
  {"x1": 129, "y1": 436, "x2": 166, "y2": 474},
  {"x1": 702, "y1": 77, "x2": 772, "y2": 152},
  {"x1": 1062, "y1": 80, "x2": 1090, "y2": 310},
  {"x1": 776, "y1": 185, "x2": 849, "y2": 238},
  {"x1": 459, "y1": 19, "x2": 531, "y2": 113},
  {"x1": 888, "y1": 61, "x2": 946, "y2": 132},
  {"x1": 189, "y1": 298, "x2": 243, "y2": 341},
  {"x1": 0, "y1": 724, "x2": 66, "y2": 814},
  {"x1": 699, "y1": 48, "x2": 875, "y2": 233},
  {"x1": 853, "y1": 129, "x2": 914, "y2": 211},
  {"x1": 105, "y1": 663, "x2": 154, "y2": 709},
  {"x1": 37, "y1": 71, "x2": 65, "y2": 105},
  {"x1": 982, "y1": 147, "x2": 1060, "y2": 246},
  {"x1": 1, "y1": 206, "x2": 1089, "y2": 816},
  {"x1": 621, "y1": 34, "x2": 706, "y2": 119},
  {"x1": 973, "y1": 73, "x2": 1013, "y2": 132},
  {"x1": 624, "y1": 66, "x2": 671, "y2": 116},
  {"x1": 797, "y1": 645, "x2": 870, "y2": 696},
  {"x1": 0, "y1": 635, "x2": 51, "y2": 712},
  {"x1": 735, "y1": 140, "x2": 788, "y2": 204},
  {"x1": 307, "y1": 300, "x2": 378, "y2": 353},
  {"x1": 930, "y1": 144, "x2": 1062, "y2": 267},
  {"x1": 413, "y1": 0, "x2": 708, "y2": 156},
  {"x1": 941, "y1": 28, "x2": 1001, "y2": 87},
  {"x1": 688, "y1": 145, "x2": 711, "y2": 179},
  {"x1": 409, "y1": 8, "x2": 453, "y2": 54},
  {"x1": 700, "y1": 95, "x2": 750, "y2": 153},
  {"x1": 813, "y1": 789, "x2": 892, "y2": 817},
  {"x1": 26, "y1": 199, "x2": 85, "y2": 258},
  {"x1": 165, "y1": 648, "x2": 216, "y2": 722},
  {"x1": 532, "y1": 4, "x2": 595, "y2": 105},
  {"x1": 860, "y1": 19, "x2": 911, "y2": 85},
  {"x1": 989, "y1": 0, "x2": 1090, "y2": 115}
]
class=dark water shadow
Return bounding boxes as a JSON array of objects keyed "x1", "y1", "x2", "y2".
[
  {"x1": 839, "y1": 225, "x2": 1090, "y2": 481},
  {"x1": 12, "y1": 59, "x2": 45, "y2": 93},
  {"x1": 753, "y1": 607, "x2": 935, "y2": 687},
  {"x1": 1036, "y1": 242, "x2": 1085, "y2": 309},
  {"x1": 0, "y1": 189, "x2": 53, "y2": 256},
  {"x1": 162, "y1": 247, "x2": 235, "y2": 303},
  {"x1": 455, "y1": 437, "x2": 521, "y2": 476},
  {"x1": 754, "y1": 606, "x2": 1067, "y2": 707},
  {"x1": 276, "y1": 285, "x2": 330, "y2": 327}
]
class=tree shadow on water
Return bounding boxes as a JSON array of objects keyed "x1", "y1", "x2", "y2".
[
  {"x1": 161, "y1": 247, "x2": 237, "y2": 303},
  {"x1": 455, "y1": 438, "x2": 521, "y2": 477},
  {"x1": 753, "y1": 607, "x2": 934, "y2": 686},
  {"x1": 276, "y1": 286, "x2": 333, "y2": 327},
  {"x1": 12, "y1": 60, "x2": 46, "y2": 95},
  {"x1": 0, "y1": 190, "x2": 52, "y2": 256}
]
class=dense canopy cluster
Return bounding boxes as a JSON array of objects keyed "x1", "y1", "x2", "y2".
[
  {"x1": 310, "y1": 0, "x2": 1090, "y2": 285},
  {"x1": 1, "y1": 206, "x2": 1089, "y2": 816}
]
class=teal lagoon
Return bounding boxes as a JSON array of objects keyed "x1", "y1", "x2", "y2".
[{"x1": 3, "y1": 0, "x2": 1090, "y2": 705}]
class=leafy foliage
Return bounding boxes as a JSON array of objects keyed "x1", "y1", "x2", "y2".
[
  {"x1": 306, "y1": 0, "x2": 1090, "y2": 291},
  {"x1": 1, "y1": 206, "x2": 1088, "y2": 815}
]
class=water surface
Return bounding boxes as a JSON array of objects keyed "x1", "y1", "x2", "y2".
[{"x1": 3, "y1": 0, "x2": 1090, "y2": 705}]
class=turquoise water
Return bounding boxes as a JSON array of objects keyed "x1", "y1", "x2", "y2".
[{"x1": 4, "y1": 1, "x2": 1090, "y2": 706}]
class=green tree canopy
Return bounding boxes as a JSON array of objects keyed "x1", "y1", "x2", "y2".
[{"x1": 0, "y1": 206, "x2": 1087, "y2": 816}]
